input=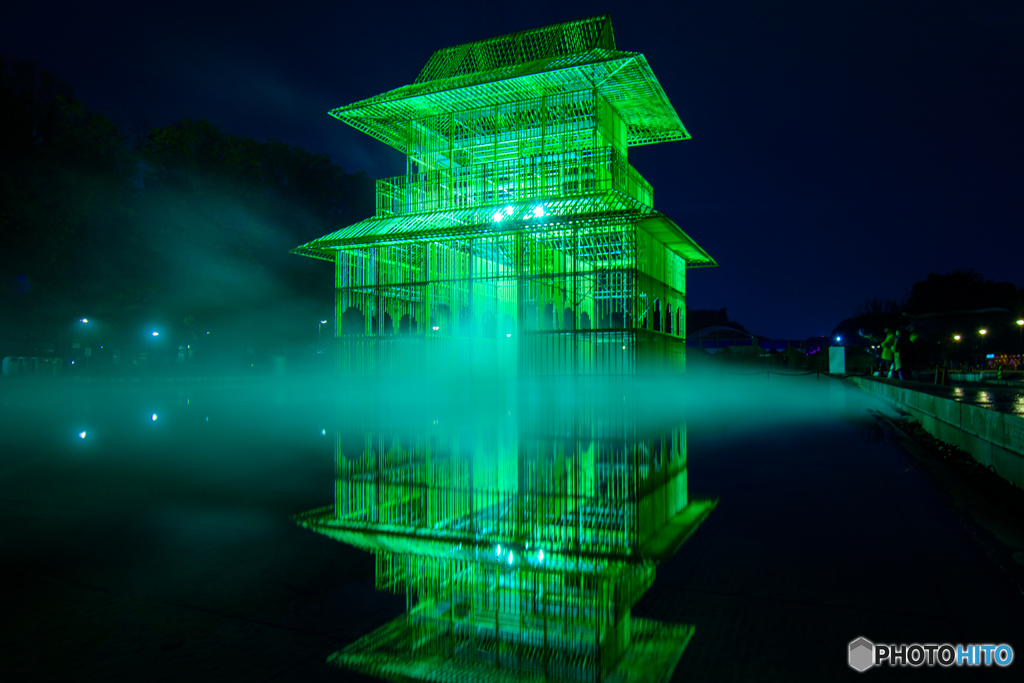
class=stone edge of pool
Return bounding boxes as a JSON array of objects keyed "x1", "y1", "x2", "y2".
[{"x1": 847, "y1": 375, "x2": 1024, "y2": 490}]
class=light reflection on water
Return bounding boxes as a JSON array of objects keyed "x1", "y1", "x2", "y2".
[{"x1": 297, "y1": 378, "x2": 712, "y2": 682}]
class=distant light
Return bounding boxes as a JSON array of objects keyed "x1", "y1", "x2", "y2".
[
  {"x1": 504, "y1": 206, "x2": 514, "y2": 216},
  {"x1": 321, "y1": 320, "x2": 327, "y2": 324},
  {"x1": 538, "y1": 549, "x2": 544, "y2": 563},
  {"x1": 432, "y1": 325, "x2": 440, "y2": 331},
  {"x1": 986, "y1": 354, "x2": 995, "y2": 359},
  {"x1": 508, "y1": 552, "x2": 514, "y2": 565},
  {"x1": 151, "y1": 414, "x2": 157, "y2": 421},
  {"x1": 979, "y1": 329, "x2": 987, "y2": 335},
  {"x1": 836, "y1": 336, "x2": 841, "y2": 342},
  {"x1": 532, "y1": 205, "x2": 545, "y2": 218},
  {"x1": 506, "y1": 333, "x2": 512, "y2": 338},
  {"x1": 205, "y1": 417, "x2": 209, "y2": 422},
  {"x1": 80, "y1": 318, "x2": 88, "y2": 323},
  {"x1": 954, "y1": 335, "x2": 961, "y2": 340},
  {"x1": 1017, "y1": 320, "x2": 1024, "y2": 326},
  {"x1": 321, "y1": 429, "x2": 326, "y2": 435},
  {"x1": 79, "y1": 431, "x2": 86, "y2": 439},
  {"x1": 206, "y1": 331, "x2": 210, "y2": 334},
  {"x1": 152, "y1": 332, "x2": 159, "y2": 336},
  {"x1": 492, "y1": 212, "x2": 503, "y2": 222},
  {"x1": 496, "y1": 545, "x2": 501, "y2": 556},
  {"x1": 622, "y1": 345, "x2": 626, "y2": 350}
]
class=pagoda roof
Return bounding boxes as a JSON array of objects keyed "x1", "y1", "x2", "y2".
[
  {"x1": 292, "y1": 209, "x2": 717, "y2": 269},
  {"x1": 330, "y1": 15, "x2": 690, "y2": 152}
]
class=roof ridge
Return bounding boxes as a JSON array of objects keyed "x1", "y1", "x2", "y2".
[{"x1": 414, "y1": 14, "x2": 615, "y2": 84}]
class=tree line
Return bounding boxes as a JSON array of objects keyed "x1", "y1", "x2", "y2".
[{"x1": 0, "y1": 58, "x2": 374, "y2": 360}]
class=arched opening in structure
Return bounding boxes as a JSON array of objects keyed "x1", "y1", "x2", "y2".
[
  {"x1": 340, "y1": 306, "x2": 365, "y2": 336},
  {"x1": 398, "y1": 313, "x2": 417, "y2": 335},
  {"x1": 542, "y1": 303, "x2": 555, "y2": 330}
]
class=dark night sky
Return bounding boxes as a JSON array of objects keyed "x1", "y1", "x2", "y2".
[{"x1": 4, "y1": 0, "x2": 1022, "y2": 339}]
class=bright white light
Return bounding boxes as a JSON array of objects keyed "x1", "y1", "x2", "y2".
[
  {"x1": 496, "y1": 545, "x2": 501, "y2": 556},
  {"x1": 152, "y1": 332, "x2": 159, "y2": 336},
  {"x1": 508, "y1": 552, "x2": 514, "y2": 565},
  {"x1": 432, "y1": 325, "x2": 440, "y2": 331},
  {"x1": 321, "y1": 320, "x2": 327, "y2": 324},
  {"x1": 538, "y1": 549, "x2": 544, "y2": 563},
  {"x1": 151, "y1": 414, "x2": 157, "y2": 421},
  {"x1": 622, "y1": 345, "x2": 626, "y2": 350},
  {"x1": 532, "y1": 206, "x2": 545, "y2": 218},
  {"x1": 80, "y1": 318, "x2": 88, "y2": 323},
  {"x1": 979, "y1": 329, "x2": 987, "y2": 335},
  {"x1": 321, "y1": 429, "x2": 326, "y2": 435},
  {"x1": 506, "y1": 333, "x2": 512, "y2": 338},
  {"x1": 836, "y1": 336, "x2": 841, "y2": 342},
  {"x1": 504, "y1": 206, "x2": 514, "y2": 216},
  {"x1": 79, "y1": 431, "x2": 86, "y2": 439},
  {"x1": 493, "y1": 212, "x2": 503, "y2": 222}
]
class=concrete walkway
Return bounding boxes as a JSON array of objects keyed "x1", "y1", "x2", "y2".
[{"x1": 861, "y1": 374, "x2": 1024, "y2": 416}]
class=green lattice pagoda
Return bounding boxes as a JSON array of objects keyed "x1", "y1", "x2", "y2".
[{"x1": 293, "y1": 14, "x2": 717, "y2": 682}]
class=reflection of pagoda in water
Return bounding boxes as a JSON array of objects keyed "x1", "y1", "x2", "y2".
[{"x1": 293, "y1": 14, "x2": 716, "y2": 682}]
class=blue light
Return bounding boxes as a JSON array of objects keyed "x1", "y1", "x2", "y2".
[
  {"x1": 80, "y1": 318, "x2": 88, "y2": 323},
  {"x1": 79, "y1": 431, "x2": 86, "y2": 439},
  {"x1": 151, "y1": 414, "x2": 158, "y2": 421}
]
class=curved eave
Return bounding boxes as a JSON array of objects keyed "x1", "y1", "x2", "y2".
[
  {"x1": 637, "y1": 214, "x2": 717, "y2": 268},
  {"x1": 293, "y1": 208, "x2": 716, "y2": 270},
  {"x1": 329, "y1": 52, "x2": 688, "y2": 152}
]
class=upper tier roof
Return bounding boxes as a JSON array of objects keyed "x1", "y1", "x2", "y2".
[{"x1": 329, "y1": 15, "x2": 690, "y2": 152}]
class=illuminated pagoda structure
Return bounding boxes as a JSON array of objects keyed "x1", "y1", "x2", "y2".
[
  {"x1": 292, "y1": 13, "x2": 716, "y2": 377},
  {"x1": 293, "y1": 14, "x2": 717, "y2": 683}
]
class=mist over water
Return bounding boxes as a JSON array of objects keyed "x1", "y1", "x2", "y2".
[{"x1": 0, "y1": 368, "x2": 880, "y2": 500}]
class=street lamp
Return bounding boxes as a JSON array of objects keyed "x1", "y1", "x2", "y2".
[
  {"x1": 318, "y1": 320, "x2": 328, "y2": 352},
  {"x1": 977, "y1": 329, "x2": 987, "y2": 371},
  {"x1": 1017, "y1": 320, "x2": 1023, "y2": 370}
]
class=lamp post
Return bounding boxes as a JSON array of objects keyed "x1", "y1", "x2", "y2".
[
  {"x1": 1017, "y1": 319, "x2": 1023, "y2": 371},
  {"x1": 953, "y1": 334, "x2": 961, "y2": 368},
  {"x1": 318, "y1": 320, "x2": 328, "y2": 353}
]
